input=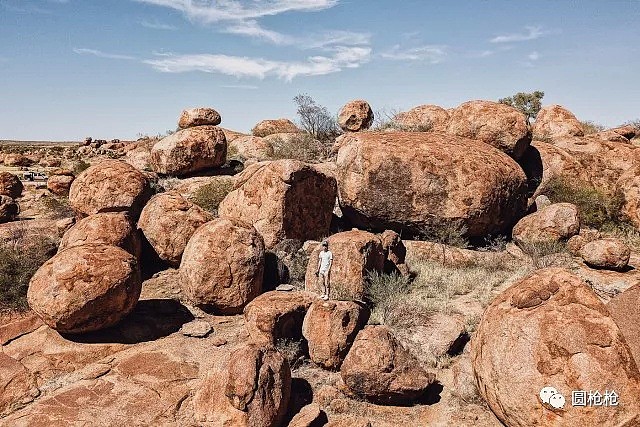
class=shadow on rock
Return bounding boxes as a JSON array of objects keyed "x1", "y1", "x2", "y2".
[
  {"x1": 284, "y1": 377, "x2": 315, "y2": 424},
  {"x1": 63, "y1": 299, "x2": 194, "y2": 344},
  {"x1": 416, "y1": 381, "x2": 444, "y2": 405}
]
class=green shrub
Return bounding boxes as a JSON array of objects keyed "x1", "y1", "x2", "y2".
[
  {"x1": 270, "y1": 133, "x2": 332, "y2": 163},
  {"x1": 189, "y1": 180, "x2": 234, "y2": 215},
  {"x1": 73, "y1": 160, "x2": 91, "y2": 175}
]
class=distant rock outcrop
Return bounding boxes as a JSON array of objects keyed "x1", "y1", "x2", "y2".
[
  {"x1": 252, "y1": 119, "x2": 300, "y2": 137},
  {"x1": 533, "y1": 104, "x2": 584, "y2": 139}
]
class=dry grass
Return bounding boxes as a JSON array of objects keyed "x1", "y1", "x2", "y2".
[
  {"x1": 41, "y1": 196, "x2": 75, "y2": 219},
  {"x1": 269, "y1": 133, "x2": 333, "y2": 163},
  {"x1": 275, "y1": 338, "x2": 306, "y2": 370},
  {"x1": 189, "y1": 180, "x2": 234, "y2": 215},
  {"x1": 581, "y1": 120, "x2": 605, "y2": 135},
  {"x1": 517, "y1": 240, "x2": 569, "y2": 269}
]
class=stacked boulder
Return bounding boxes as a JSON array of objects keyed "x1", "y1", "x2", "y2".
[
  {"x1": 512, "y1": 203, "x2": 580, "y2": 246},
  {"x1": 338, "y1": 100, "x2": 374, "y2": 132},
  {"x1": 151, "y1": 107, "x2": 227, "y2": 176}
]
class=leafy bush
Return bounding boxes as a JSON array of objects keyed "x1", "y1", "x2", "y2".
[
  {"x1": 545, "y1": 177, "x2": 626, "y2": 229},
  {"x1": 270, "y1": 133, "x2": 332, "y2": 163},
  {"x1": 189, "y1": 180, "x2": 234, "y2": 215},
  {"x1": 498, "y1": 90, "x2": 544, "y2": 122},
  {"x1": 293, "y1": 94, "x2": 341, "y2": 143}
]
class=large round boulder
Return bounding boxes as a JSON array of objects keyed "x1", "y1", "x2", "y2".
[
  {"x1": 27, "y1": 244, "x2": 142, "y2": 334},
  {"x1": 393, "y1": 104, "x2": 450, "y2": 132},
  {"x1": 338, "y1": 100, "x2": 374, "y2": 132},
  {"x1": 252, "y1": 119, "x2": 300, "y2": 137},
  {"x1": 59, "y1": 212, "x2": 141, "y2": 258},
  {"x1": 0, "y1": 172, "x2": 23, "y2": 199},
  {"x1": 180, "y1": 218, "x2": 265, "y2": 314},
  {"x1": 580, "y1": 238, "x2": 630, "y2": 271},
  {"x1": 47, "y1": 174, "x2": 74, "y2": 196},
  {"x1": 218, "y1": 160, "x2": 337, "y2": 248},
  {"x1": 229, "y1": 135, "x2": 274, "y2": 160},
  {"x1": 335, "y1": 132, "x2": 528, "y2": 238},
  {"x1": 533, "y1": 104, "x2": 584, "y2": 139},
  {"x1": 341, "y1": 325, "x2": 436, "y2": 404},
  {"x1": 446, "y1": 100, "x2": 531, "y2": 159},
  {"x1": 138, "y1": 192, "x2": 213, "y2": 266},
  {"x1": 178, "y1": 107, "x2": 221, "y2": 129},
  {"x1": 68, "y1": 159, "x2": 152, "y2": 219},
  {"x1": 470, "y1": 268, "x2": 640, "y2": 427},
  {"x1": 150, "y1": 125, "x2": 227, "y2": 176},
  {"x1": 0, "y1": 196, "x2": 19, "y2": 223},
  {"x1": 512, "y1": 203, "x2": 580, "y2": 245}
]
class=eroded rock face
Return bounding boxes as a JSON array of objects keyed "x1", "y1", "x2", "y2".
[
  {"x1": 252, "y1": 119, "x2": 300, "y2": 137},
  {"x1": 304, "y1": 230, "x2": 386, "y2": 300},
  {"x1": 27, "y1": 244, "x2": 142, "y2": 334},
  {"x1": 0, "y1": 195, "x2": 19, "y2": 223},
  {"x1": 0, "y1": 172, "x2": 23, "y2": 199},
  {"x1": 302, "y1": 300, "x2": 369, "y2": 369},
  {"x1": 178, "y1": 107, "x2": 222, "y2": 129},
  {"x1": 393, "y1": 104, "x2": 450, "y2": 132},
  {"x1": 219, "y1": 160, "x2": 337, "y2": 248},
  {"x1": 194, "y1": 343, "x2": 291, "y2": 427},
  {"x1": 59, "y1": 212, "x2": 141, "y2": 258},
  {"x1": 512, "y1": 203, "x2": 580, "y2": 245},
  {"x1": 608, "y1": 284, "x2": 640, "y2": 366},
  {"x1": 470, "y1": 268, "x2": 640, "y2": 427},
  {"x1": 288, "y1": 403, "x2": 326, "y2": 427},
  {"x1": 580, "y1": 238, "x2": 630, "y2": 271},
  {"x1": 47, "y1": 174, "x2": 74, "y2": 196},
  {"x1": 138, "y1": 192, "x2": 213, "y2": 266},
  {"x1": 446, "y1": 100, "x2": 531, "y2": 159},
  {"x1": 0, "y1": 353, "x2": 39, "y2": 417},
  {"x1": 618, "y1": 164, "x2": 640, "y2": 229},
  {"x1": 180, "y1": 218, "x2": 265, "y2": 314},
  {"x1": 533, "y1": 104, "x2": 584, "y2": 139},
  {"x1": 338, "y1": 100, "x2": 374, "y2": 132},
  {"x1": 243, "y1": 291, "x2": 316, "y2": 345},
  {"x1": 68, "y1": 159, "x2": 152, "y2": 219},
  {"x1": 150, "y1": 125, "x2": 227, "y2": 176},
  {"x1": 335, "y1": 132, "x2": 528, "y2": 238},
  {"x1": 341, "y1": 325, "x2": 436, "y2": 404}
]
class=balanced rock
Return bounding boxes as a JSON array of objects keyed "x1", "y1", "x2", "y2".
[
  {"x1": 512, "y1": 203, "x2": 580, "y2": 245},
  {"x1": 341, "y1": 325, "x2": 436, "y2": 404},
  {"x1": 0, "y1": 172, "x2": 23, "y2": 199},
  {"x1": 335, "y1": 132, "x2": 528, "y2": 238},
  {"x1": 178, "y1": 107, "x2": 221, "y2": 129},
  {"x1": 150, "y1": 126, "x2": 226, "y2": 176},
  {"x1": 138, "y1": 192, "x2": 213, "y2": 266},
  {"x1": 580, "y1": 238, "x2": 630, "y2": 270},
  {"x1": 47, "y1": 174, "x2": 74, "y2": 196},
  {"x1": 302, "y1": 300, "x2": 369, "y2": 369},
  {"x1": 338, "y1": 100, "x2": 374, "y2": 132},
  {"x1": 252, "y1": 119, "x2": 300, "y2": 137},
  {"x1": 393, "y1": 104, "x2": 450, "y2": 132},
  {"x1": 446, "y1": 100, "x2": 531, "y2": 159},
  {"x1": 0, "y1": 196, "x2": 19, "y2": 223},
  {"x1": 244, "y1": 291, "x2": 315, "y2": 345},
  {"x1": 304, "y1": 230, "x2": 386, "y2": 300},
  {"x1": 69, "y1": 160, "x2": 152, "y2": 219},
  {"x1": 471, "y1": 268, "x2": 640, "y2": 427},
  {"x1": 194, "y1": 343, "x2": 291, "y2": 427},
  {"x1": 219, "y1": 160, "x2": 337, "y2": 248},
  {"x1": 180, "y1": 218, "x2": 265, "y2": 314},
  {"x1": 59, "y1": 212, "x2": 141, "y2": 258},
  {"x1": 27, "y1": 244, "x2": 142, "y2": 334},
  {"x1": 533, "y1": 104, "x2": 584, "y2": 139}
]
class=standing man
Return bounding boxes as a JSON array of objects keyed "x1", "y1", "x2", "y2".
[{"x1": 315, "y1": 240, "x2": 333, "y2": 300}]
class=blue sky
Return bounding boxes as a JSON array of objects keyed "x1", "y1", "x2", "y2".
[{"x1": 1, "y1": 0, "x2": 639, "y2": 140}]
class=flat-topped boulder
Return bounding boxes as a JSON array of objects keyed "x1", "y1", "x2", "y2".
[{"x1": 178, "y1": 107, "x2": 221, "y2": 129}]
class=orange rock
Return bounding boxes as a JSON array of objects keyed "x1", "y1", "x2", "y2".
[
  {"x1": 288, "y1": 403, "x2": 327, "y2": 427},
  {"x1": 59, "y1": 212, "x2": 142, "y2": 259},
  {"x1": 68, "y1": 159, "x2": 152, "y2": 219},
  {"x1": 47, "y1": 174, "x2": 74, "y2": 196},
  {"x1": 302, "y1": 300, "x2": 369, "y2": 369},
  {"x1": 340, "y1": 325, "x2": 436, "y2": 404},
  {"x1": 338, "y1": 100, "x2": 374, "y2": 132},
  {"x1": 229, "y1": 135, "x2": 275, "y2": 160},
  {"x1": 533, "y1": 104, "x2": 584, "y2": 139},
  {"x1": 335, "y1": 132, "x2": 528, "y2": 238},
  {"x1": 471, "y1": 268, "x2": 640, "y2": 427},
  {"x1": 219, "y1": 160, "x2": 337, "y2": 248},
  {"x1": 608, "y1": 283, "x2": 640, "y2": 366},
  {"x1": 512, "y1": 203, "x2": 580, "y2": 245},
  {"x1": 27, "y1": 244, "x2": 142, "y2": 334},
  {"x1": 580, "y1": 238, "x2": 630, "y2": 270},
  {"x1": 178, "y1": 107, "x2": 221, "y2": 129},
  {"x1": 180, "y1": 218, "x2": 265, "y2": 314},
  {"x1": 303, "y1": 230, "x2": 386, "y2": 300},
  {"x1": 393, "y1": 104, "x2": 450, "y2": 132},
  {"x1": 0, "y1": 353, "x2": 40, "y2": 417},
  {"x1": 0, "y1": 195, "x2": 19, "y2": 223},
  {"x1": 252, "y1": 118, "x2": 300, "y2": 137},
  {"x1": 0, "y1": 172, "x2": 23, "y2": 199},
  {"x1": 446, "y1": 100, "x2": 531, "y2": 159},
  {"x1": 138, "y1": 192, "x2": 213, "y2": 266}
]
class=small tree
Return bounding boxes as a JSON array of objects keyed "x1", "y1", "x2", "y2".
[
  {"x1": 499, "y1": 90, "x2": 545, "y2": 122},
  {"x1": 293, "y1": 94, "x2": 340, "y2": 142}
]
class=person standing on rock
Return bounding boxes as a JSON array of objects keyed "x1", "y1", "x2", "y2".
[{"x1": 315, "y1": 240, "x2": 333, "y2": 300}]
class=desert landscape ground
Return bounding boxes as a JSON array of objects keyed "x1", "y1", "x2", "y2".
[{"x1": 1, "y1": 98, "x2": 640, "y2": 427}]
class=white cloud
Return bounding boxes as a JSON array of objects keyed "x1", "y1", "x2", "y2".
[
  {"x1": 220, "y1": 84, "x2": 259, "y2": 90},
  {"x1": 141, "y1": 19, "x2": 177, "y2": 30},
  {"x1": 490, "y1": 26, "x2": 552, "y2": 43},
  {"x1": 143, "y1": 46, "x2": 371, "y2": 81},
  {"x1": 223, "y1": 20, "x2": 292, "y2": 45},
  {"x1": 528, "y1": 51, "x2": 540, "y2": 61},
  {"x1": 73, "y1": 48, "x2": 136, "y2": 60},
  {"x1": 380, "y1": 45, "x2": 446, "y2": 63}
]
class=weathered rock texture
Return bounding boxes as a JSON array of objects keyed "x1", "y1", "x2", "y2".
[
  {"x1": 138, "y1": 191, "x2": 213, "y2": 266},
  {"x1": 252, "y1": 119, "x2": 300, "y2": 137},
  {"x1": 180, "y1": 218, "x2": 265, "y2": 314},
  {"x1": 68, "y1": 159, "x2": 152, "y2": 219},
  {"x1": 47, "y1": 174, "x2": 74, "y2": 196},
  {"x1": 335, "y1": 132, "x2": 528, "y2": 238},
  {"x1": 580, "y1": 238, "x2": 630, "y2": 271},
  {"x1": 0, "y1": 171, "x2": 23, "y2": 199},
  {"x1": 512, "y1": 203, "x2": 580, "y2": 244},
  {"x1": 338, "y1": 100, "x2": 374, "y2": 132},
  {"x1": 533, "y1": 104, "x2": 584, "y2": 139},
  {"x1": 446, "y1": 100, "x2": 531, "y2": 159},
  {"x1": 471, "y1": 268, "x2": 640, "y2": 427},
  {"x1": 59, "y1": 212, "x2": 141, "y2": 258},
  {"x1": 219, "y1": 160, "x2": 337, "y2": 248},
  {"x1": 393, "y1": 105, "x2": 450, "y2": 132},
  {"x1": 608, "y1": 284, "x2": 640, "y2": 366},
  {"x1": 27, "y1": 244, "x2": 142, "y2": 334},
  {"x1": 150, "y1": 125, "x2": 227, "y2": 176},
  {"x1": 229, "y1": 135, "x2": 275, "y2": 160},
  {"x1": 0, "y1": 195, "x2": 19, "y2": 223},
  {"x1": 178, "y1": 107, "x2": 222, "y2": 129}
]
